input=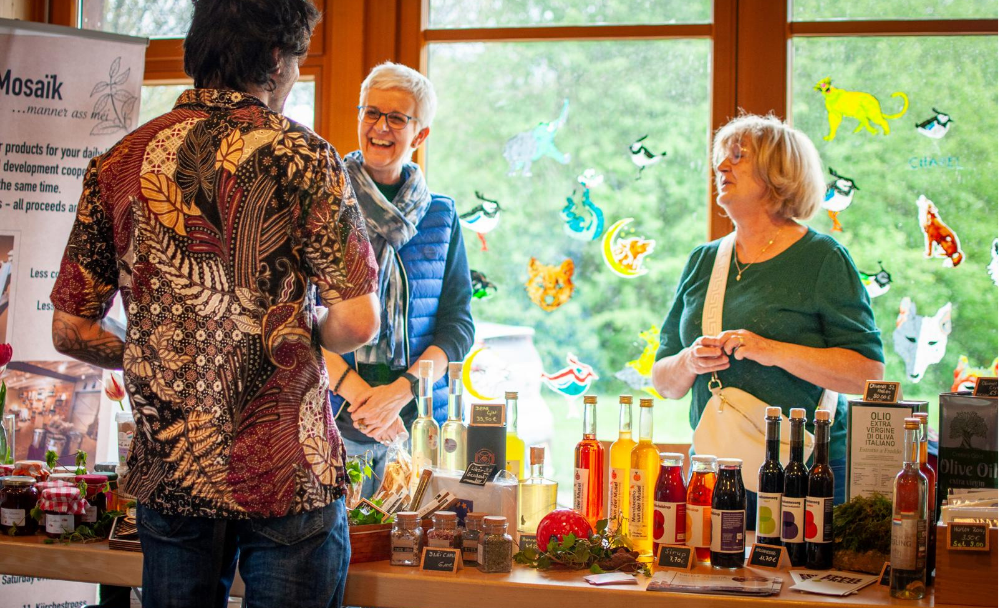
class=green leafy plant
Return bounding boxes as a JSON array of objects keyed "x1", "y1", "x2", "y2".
[
  {"x1": 833, "y1": 493, "x2": 892, "y2": 554},
  {"x1": 53, "y1": 509, "x2": 125, "y2": 544},
  {"x1": 513, "y1": 518, "x2": 650, "y2": 576},
  {"x1": 347, "y1": 498, "x2": 393, "y2": 526},
  {"x1": 45, "y1": 450, "x2": 59, "y2": 470},
  {"x1": 346, "y1": 454, "x2": 374, "y2": 487},
  {"x1": 75, "y1": 450, "x2": 88, "y2": 475}
]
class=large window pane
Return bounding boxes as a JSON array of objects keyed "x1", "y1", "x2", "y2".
[
  {"x1": 791, "y1": 36, "x2": 999, "y2": 429},
  {"x1": 793, "y1": 0, "x2": 997, "y2": 22},
  {"x1": 139, "y1": 81, "x2": 316, "y2": 130},
  {"x1": 427, "y1": 40, "x2": 710, "y2": 499},
  {"x1": 428, "y1": 0, "x2": 711, "y2": 28},
  {"x1": 81, "y1": 0, "x2": 193, "y2": 38}
]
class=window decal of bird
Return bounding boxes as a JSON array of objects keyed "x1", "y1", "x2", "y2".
[
  {"x1": 628, "y1": 134, "x2": 667, "y2": 179},
  {"x1": 857, "y1": 261, "x2": 893, "y2": 299},
  {"x1": 822, "y1": 168, "x2": 859, "y2": 232},
  {"x1": 470, "y1": 269, "x2": 498, "y2": 300},
  {"x1": 459, "y1": 191, "x2": 502, "y2": 251},
  {"x1": 915, "y1": 108, "x2": 953, "y2": 139}
]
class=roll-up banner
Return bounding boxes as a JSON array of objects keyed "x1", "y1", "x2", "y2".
[{"x1": 1, "y1": 19, "x2": 145, "y2": 601}]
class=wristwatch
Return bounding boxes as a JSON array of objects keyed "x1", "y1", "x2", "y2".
[{"x1": 401, "y1": 371, "x2": 419, "y2": 400}]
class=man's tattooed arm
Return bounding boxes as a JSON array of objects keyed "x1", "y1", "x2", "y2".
[{"x1": 52, "y1": 309, "x2": 126, "y2": 370}]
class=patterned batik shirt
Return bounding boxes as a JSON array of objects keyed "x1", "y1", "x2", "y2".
[{"x1": 50, "y1": 89, "x2": 379, "y2": 518}]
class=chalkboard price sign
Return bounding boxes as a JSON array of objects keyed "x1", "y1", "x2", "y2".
[
  {"x1": 518, "y1": 534, "x2": 538, "y2": 552},
  {"x1": 460, "y1": 462, "x2": 496, "y2": 486},
  {"x1": 947, "y1": 522, "x2": 990, "y2": 551},
  {"x1": 421, "y1": 548, "x2": 462, "y2": 573},
  {"x1": 878, "y1": 562, "x2": 891, "y2": 586},
  {"x1": 747, "y1": 543, "x2": 788, "y2": 570},
  {"x1": 471, "y1": 403, "x2": 505, "y2": 427},
  {"x1": 656, "y1": 545, "x2": 694, "y2": 570},
  {"x1": 973, "y1": 376, "x2": 998, "y2": 398},
  {"x1": 863, "y1": 380, "x2": 901, "y2": 403}
]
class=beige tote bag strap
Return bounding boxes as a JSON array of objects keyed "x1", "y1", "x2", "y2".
[{"x1": 702, "y1": 232, "x2": 736, "y2": 337}]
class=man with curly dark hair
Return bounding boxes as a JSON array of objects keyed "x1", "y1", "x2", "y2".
[{"x1": 50, "y1": 1, "x2": 379, "y2": 605}]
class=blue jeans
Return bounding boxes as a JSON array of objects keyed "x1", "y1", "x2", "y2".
[
  {"x1": 136, "y1": 498, "x2": 351, "y2": 608},
  {"x1": 745, "y1": 456, "x2": 846, "y2": 529}
]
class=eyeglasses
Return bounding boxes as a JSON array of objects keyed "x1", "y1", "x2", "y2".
[
  {"x1": 722, "y1": 141, "x2": 748, "y2": 166},
  {"x1": 357, "y1": 105, "x2": 416, "y2": 130}
]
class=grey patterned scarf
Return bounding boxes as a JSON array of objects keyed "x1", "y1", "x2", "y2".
[{"x1": 344, "y1": 150, "x2": 432, "y2": 368}]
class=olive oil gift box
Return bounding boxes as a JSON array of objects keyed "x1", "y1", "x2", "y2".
[{"x1": 938, "y1": 392, "x2": 998, "y2": 496}]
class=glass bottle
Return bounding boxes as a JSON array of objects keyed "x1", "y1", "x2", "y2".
[
  {"x1": 573, "y1": 395, "x2": 605, "y2": 529},
  {"x1": 439, "y1": 362, "x2": 467, "y2": 472},
  {"x1": 757, "y1": 406, "x2": 784, "y2": 547},
  {"x1": 0, "y1": 476, "x2": 39, "y2": 536},
  {"x1": 478, "y1": 516, "x2": 513, "y2": 573},
  {"x1": 782, "y1": 408, "x2": 809, "y2": 567},
  {"x1": 653, "y1": 452, "x2": 686, "y2": 554},
  {"x1": 504, "y1": 391, "x2": 526, "y2": 480},
  {"x1": 913, "y1": 411, "x2": 936, "y2": 585},
  {"x1": 806, "y1": 409, "x2": 834, "y2": 569},
  {"x1": 686, "y1": 454, "x2": 717, "y2": 562},
  {"x1": 608, "y1": 395, "x2": 636, "y2": 534},
  {"x1": 890, "y1": 418, "x2": 928, "y2": 600},
  {"x1": 462, "y1": 512, "x2": 486, "y2": 566},
  {"x1": 711, "y1": 458, "x2": 747, "y2": 569},
  {"x1": 410, "y1": 360, "x2": 439, "y2": 483},
  {"x1": 628, "y1": 397, "x2": 658, "y2": 557},
  {"x1": 390, "y1": 511, "x2": 424, "y2": 566},
  {"x1": 518, "y1": 445, "x2": 558, "y2": 535}
]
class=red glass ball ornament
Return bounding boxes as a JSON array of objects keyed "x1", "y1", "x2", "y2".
[{"x1": 535, "y1": 508, "x2": 593, "y2": 551}]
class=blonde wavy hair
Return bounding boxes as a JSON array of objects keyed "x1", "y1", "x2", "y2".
[
  {"x1": 359, "y1": 61, "x2": 438, "y2": 128},
  {"x1": 712, "y1": 114, "x2": 825, "y2": 221}
]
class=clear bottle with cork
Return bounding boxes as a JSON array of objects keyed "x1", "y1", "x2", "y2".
[
  {"x1": 782, "y1": 408, "x2": 809, "y2": 566},
  {"x1": 574, "y1": 395, "x2": 605, "y2": 529},
  {"x1": 628, "y1": 397, "x2": 658, "y2": 557},
  {"x1": 505, "y1": 391, "x2": 526, "y2": 480},
  {"x1": 913, "y1": 411, "x2": 936, "y2": 585},
  {"x1": 757, "y1": 406, "x2": 784, "y2": 547},
  {"x1": 390, "y1": 511, "x2": 424, "y2": 566},
  {"x1": 608, "y1": 395, "x2": 636, "y2": 533},
  {"x1": 518, "y1": 445, "x2": 558, "y2": 535},
  {"x1": 890, "y1": 417, "x2": 928, "y2": 600},
  {"x1": 410, "y1": 360, "x2": 439, "y2": 482},
  {"x1": 439, "y1": 362, "x2": 467, "y2": 472},
  {"x1": 806, "y1": 409, "x2": 834, "y2": 569}
]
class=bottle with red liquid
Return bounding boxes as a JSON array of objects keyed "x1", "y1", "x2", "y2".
[
  {"x1": 686, "y1": 454, "x2": 717, "y2": 562},
  {"x1": 653, "y1": 452, "x2": 686, "y2": 556},
  {"x1": 914, "y1": 412, "x2": 936, "y2": 584},
  {"x1": 574, "y1": 395, "x2": 605, "y2": 529}
]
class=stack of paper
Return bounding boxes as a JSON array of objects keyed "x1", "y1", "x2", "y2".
[
  {"x1": 646, "y1": 572, "x2": 782, "y2": 596},
  {"x1": 583, "y1": 573, "x2": 639, "y2": 586},
  {"x1": 790, "y1": 571, "x2": 878, "y2": 596}
]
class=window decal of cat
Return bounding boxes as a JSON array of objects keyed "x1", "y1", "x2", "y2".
[
  {"x1": 541, "y1": 353, "x2": 599, "y2": 398},
  {"x1": 916, "y1": 195, "x2": 964, "y2": 267},
  {"x1": 822, "y1": 168, "x2": 859, "y2": 232},
  {"x1": 602, "y1": 217, "x2": 655, "y2": 278},
  {"x1": 893, "y1": 296, "x2": 952, "y2": 383},
  {"x1": 561, "y1": 169, "x2": 606, "y2": 242},
  {"x1": 460, "y1": 191, "x2": 502, "y2": 251},
  {"x1": 951, "y1": 355, "x2": 999, "y2": 393},
  {"x1": 915, "y1": 108, "x2": 953, "y2": 139},
  {"x1": 814, "y1": 77, "x2": 908, "y2": 141},
  {"x1": 503, "y1": 99, "x2": 571, "y2": 176},
  {"x1": 614, "y1": 324, "x2": 665, "y2": 399},
  {"x1": 629, "y1": 134, "x2": 667, "y2": 180},
  {"x1": 858, "y1": 261, "x2": 892, "y2": 299},
  {"x1": 525, "y1": 257, "x2": 575, "y2": 312}
]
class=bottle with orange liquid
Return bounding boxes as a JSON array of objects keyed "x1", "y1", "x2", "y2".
[
  {"x1": 573, "y1": 395, "x2": 605, "y2": 529},
  {"x1": 608, "y1": 395, "x2": 635, "y2": 534},
  {"x1": 686, "y1": 454, "x2": 717, "y2": 562},
  {"x1": 914, "y1": 412, "x2": 936, "y2": 585},
  {"x1": 627, "y1": 398, "x2": 658, "y2": 558}
]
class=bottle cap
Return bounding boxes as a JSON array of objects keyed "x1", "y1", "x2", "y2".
[
  {"x1": 448, "y1": 362, "x2": 463, "y2": 379},
  {"x1": 691, "y1": 454, "x2": 717, "y2": 463},
  {"x1": 619, "y1": 395, "x2": 633, "y2": 404},
  {"x1": 790, "y1": 408, "x2": 806, "y2": 420},
  {"x1": 815, "y1": 409, "x2": 831, "y2": 422},
  {"x1": 583, "y1": 395, "x2": 597, "y2": 404},
  {"x1": 530, "y1": 445, "x2": 546, "y2": 466},
  {"x1": 913, "y1": 412, "x2": 929, "y2": 423},
  {"x1": 639, "y1": 398, "x2": 654, "y2": 408},
  {"x1": 765, "y1": 407, "x2": 782, "y2": 418},
  {"x1": 717, "y1": 458, "x2": 743, "y2": 467},
  {"x1": 904, "y1": 417, "x2": 921, "y2": 429},
  {"x1": 418, "y1": 360, "x2": 433, "y2": 378},
  {"x1": 505, "y1": 391, "x2": 518, "y2": 400},
  {"x1": 2, "y1": 476, "x2": 35, "y2": 487},
  {"x1": 659, "y1": 452, "x2": 684, "y2": 463}
]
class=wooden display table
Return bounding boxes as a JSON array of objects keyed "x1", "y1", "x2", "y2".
[{"x1": 0, "y1": 535, "x2": 966, "y2": 607}]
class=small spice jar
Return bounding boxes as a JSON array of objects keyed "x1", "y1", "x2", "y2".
[
  {"x1": 390, "y1": 511, "x2": 424, "y2": 566},
  {"x1": 477, "y1": 516, "x2": 513, "y2": 573},
  {"x1": 1, "y1": 476, "x2": 39, "y2": 536},
  {"x1": 76, "y1": 474, "x2": 108, "y2": 523},
  {"x1": 427, "y1": 510, "x2": 462, "y2": 549},
  {"x1": 38, "y1": 486, "x2": 88, "y2": 538},
  {"x1": 461, "y1": 512, "x2": 486, "y2": 565}
]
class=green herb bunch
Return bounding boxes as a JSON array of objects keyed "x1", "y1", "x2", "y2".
[
  {"x1": 347, "y1": 498, "x2": 393, "y2": 526},
  {"x1": 513, "y1": 518, "x2": 650, "y2": 576},
  {"x1": 833, "y1": 493, "x2": 892, "y2": 554}
]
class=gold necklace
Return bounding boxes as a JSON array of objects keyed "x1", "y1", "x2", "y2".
[{"x1": 734, "y1": 227, "x2": 783, "y2": 281}]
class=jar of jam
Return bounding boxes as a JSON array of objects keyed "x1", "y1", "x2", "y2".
[
  {"x1": 76, "y1": 474, "x2": 108, "y2": 523},
  {"x1": 427, "y1": 510, "x2": 462, "y2": 549},
  {"x1": 1, "y1": 476, "x2": 39, "y2": 536},
  {"x1": 39, "y1": 487, "x2": 85, "y2": 538}
]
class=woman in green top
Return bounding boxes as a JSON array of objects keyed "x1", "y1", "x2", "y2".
[{"x1": 651, "y1": 114, "x2": 884, "y2": 506}]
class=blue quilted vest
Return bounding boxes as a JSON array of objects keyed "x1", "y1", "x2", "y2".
[{"x1": 331, "y1": 193, "x2": 455, "y2": 424}]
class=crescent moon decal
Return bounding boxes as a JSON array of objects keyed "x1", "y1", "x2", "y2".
[
  {"x1": 461, "y1": 347, "x2": 497, "y2": 401},
  {"x1": 602, "y1": 218, "x2": 655, "y2": 278}
]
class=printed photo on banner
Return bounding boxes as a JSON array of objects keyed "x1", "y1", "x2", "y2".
[{"x1": 0, "y1": 232, "x2": 16, "y2": 344}]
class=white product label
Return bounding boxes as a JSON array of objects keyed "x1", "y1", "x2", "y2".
[
  {"x1": 462, "y1": 537, "x2": 478, "y2": 559},
  {"x1": 891, "y1": 517, "x2": 917, "y2": 570},
  {"x1": 628, "y1": 469, "x2": 648, "y2": 539},
  {"x1": 686, "y1": 504, "x2": 710, "y2": 548},
  {"x1": 80, "y1": 504, "x2": 98, "y2": 524},
  {"x1": 1, "y1": 507, "x2": 26, "y2": 527},
  {"x1": 477, "y1": 543, "x2": 484, "y2": 565},
  {"x1": 711, "y1": 509, "x2": 746, "y2": 553},
  {"x1": 805, "y1": 496, "x2": 833, "y2": 543},
  {"x1": 653, "y1": 501, "x2": 686, "y2": 544},
  {"x1": 428, "y1": 537, "x2": 453, "y2": 548},
  {"x1": 45, "y1": 513, "x2": 75, "y2": 535},
  {"x1": 780, "y1": 496, "x2": 805, "y2": 543},
  {"x1": 756, "y1": 492, "x2": 782, "y2": 538},
  {"x1": 608, "y1": 467, "x2": 627, "y2": 521},
  {"x1": 573, "y1": 468, "x2": 589, "y2": 512},
  {"x1": 443, "y1": 438, "x2": 458, "y2": 453}
]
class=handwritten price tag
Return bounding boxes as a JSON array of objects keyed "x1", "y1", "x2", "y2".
[{"x1": 947, "y1": 523, "x2": 990, "y2": 552}]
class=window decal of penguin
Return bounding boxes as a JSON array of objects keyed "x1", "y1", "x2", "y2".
[
  {"x1": 459, "y1": 191, "x2": 502, "y2": 251},
  {"x1": 858, "y1": 261, "x2": 893, "y2": 299},
  {"x1": 628, "y1": 134, "x2": 667, "y2": 179},
  {"x1": 915, "y1": 108, "x2": 953, "y2": 139},
  {"x1": 822, "y1": 168, "x2": 859, "y2": 232}
]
